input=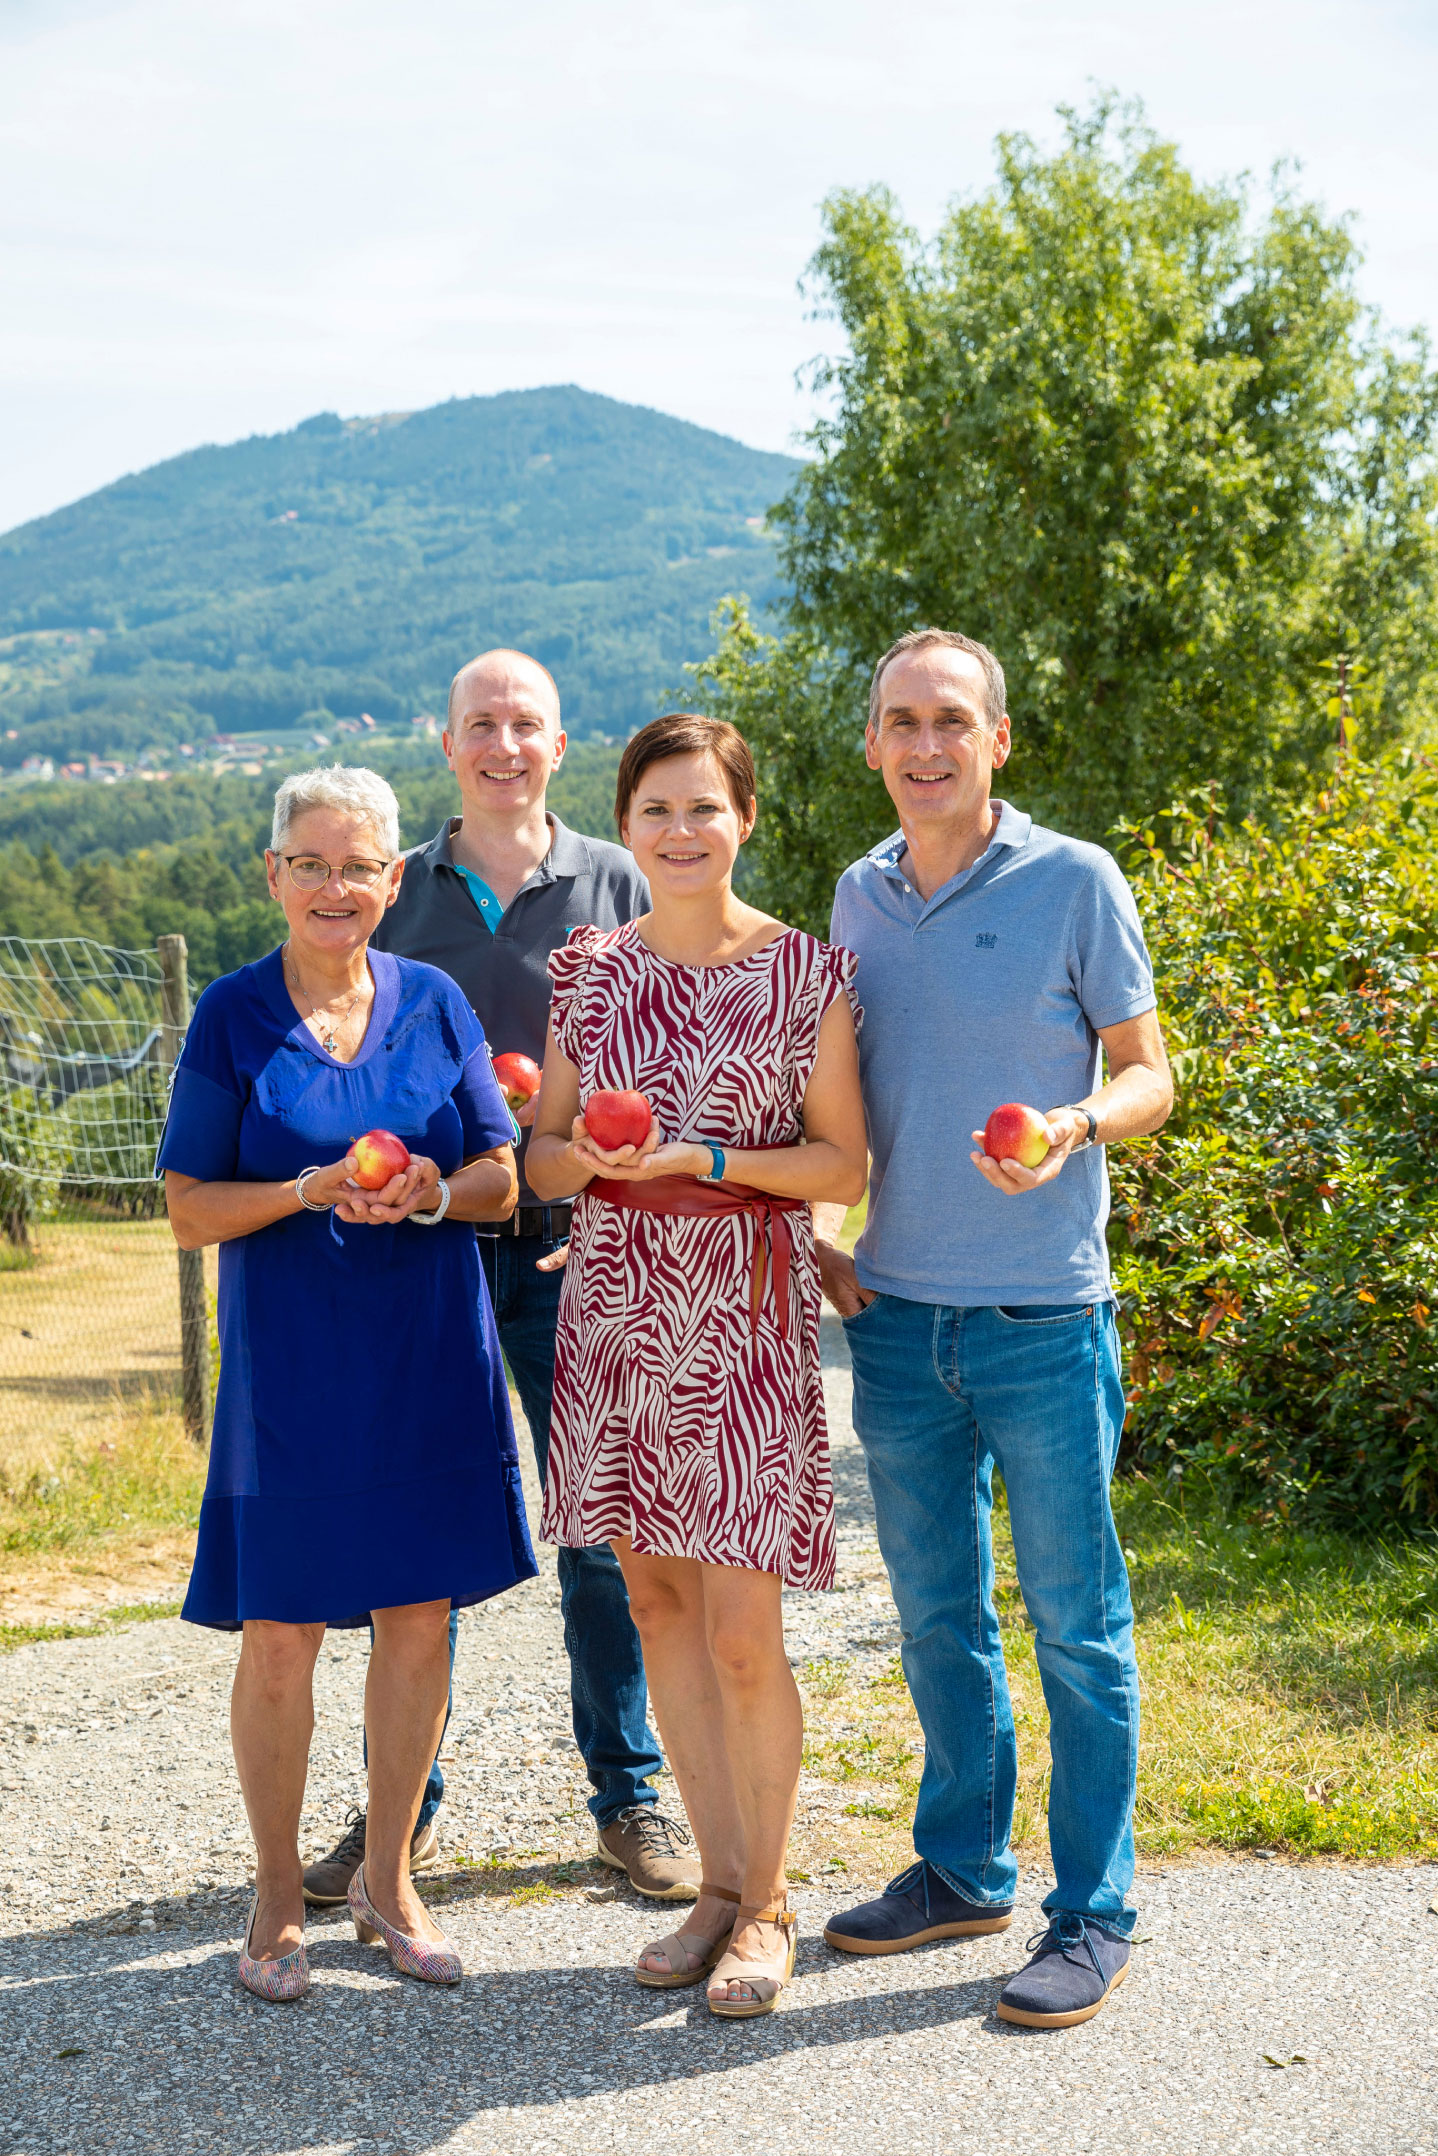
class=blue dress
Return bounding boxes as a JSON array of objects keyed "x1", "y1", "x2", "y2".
[{"x1": 158, "y1": 945, "x2": 537, "y2": 1630}]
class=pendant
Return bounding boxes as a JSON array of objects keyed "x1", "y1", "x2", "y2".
[{"x1": 322, "y1": 1030, "x2": 337, "y2": 1053}]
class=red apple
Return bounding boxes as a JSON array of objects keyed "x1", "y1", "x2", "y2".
[
  {"x1": 351, "y1": 1128, "x2": 412, "y2": 1190},
  {"x1": 492, "y1": 1051, "x2": 541, "y2": 1111},
  {"x1": 983, "y1": 1102, "x2": 1051, "y2": 1170},
  {"x1": 583, "y1": 1088, "x2": 653, "y2": 1151}
]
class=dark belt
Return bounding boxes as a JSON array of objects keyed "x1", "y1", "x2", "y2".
[{"x1": 478, "y1": 1203, "x2": 573, "y2": 1241}]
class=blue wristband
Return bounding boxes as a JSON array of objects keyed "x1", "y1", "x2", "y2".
[{"x1": 699, "y1": 1145, "x2": 726, "y2": 1183}]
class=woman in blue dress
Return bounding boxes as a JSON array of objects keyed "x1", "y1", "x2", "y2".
[{"x1": 160, "y1": 766, "x2": 535, "y2": 2001}]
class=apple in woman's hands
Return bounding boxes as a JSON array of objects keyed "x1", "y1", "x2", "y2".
[
  {"x1": 583, "y1": 1089, "x2": 653, "y2": 1150},
  {"x1": 334, "y1": 1151, "x2": 441, "y2": 1225},
  {"x1": 352, "y1": 1128, "x2": 412, "y2": 1189},
  {"x1": 569, "y1": 1112, "x2": 661, "y2": 1177}
]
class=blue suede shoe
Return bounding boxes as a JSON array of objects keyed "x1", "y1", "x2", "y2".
[
  {"x1": 996, "y1": 1914, "x2": 1131, "y2": 2027},
  {"x1": 824, "y1": 1860, "x2": 1014, "y2": 1956}
]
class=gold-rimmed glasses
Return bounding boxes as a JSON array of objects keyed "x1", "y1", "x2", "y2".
[{"x1": 281, "y1": 855, "x2": 393, "y2": 890}]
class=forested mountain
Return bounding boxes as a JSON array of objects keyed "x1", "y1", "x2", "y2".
[{"x1": 0, "y1": 387, "x2": 796, "y2": 766}]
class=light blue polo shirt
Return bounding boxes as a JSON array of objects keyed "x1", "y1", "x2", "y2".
[{"x1": 830, "y1": 801, "x2": 1157, "y2": 1307}]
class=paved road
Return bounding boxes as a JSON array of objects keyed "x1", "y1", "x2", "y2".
[{"x1": 2, "y1": 1318, "x2": 1434, "y2": 2155}]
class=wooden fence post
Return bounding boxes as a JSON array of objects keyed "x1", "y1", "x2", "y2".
[{"x1": 157, "y1": 934, "x2": 209, "y2": 1443}]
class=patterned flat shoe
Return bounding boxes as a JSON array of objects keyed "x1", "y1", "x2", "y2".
[
  {"x1": 348, "y1": 1862, "x2": 462, "y2": 1985},
  {"x1": 707, "y1": 1898, "x2": 798, "y2": 2019},
  {"x1": 636, "y1": 1882, "x2": 740, "y2": 1988},
  {"x1": 237, "y1": 1895, "x2": 310, "y2": 2003}
]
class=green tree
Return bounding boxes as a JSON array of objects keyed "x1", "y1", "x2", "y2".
[{"x1": 693, "y1": 97, "x2": 1438, "y2": 927}]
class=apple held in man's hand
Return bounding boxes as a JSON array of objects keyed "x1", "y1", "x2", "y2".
[
  {"x1": 351, "y1": 1128, "x2": 412, "y2": 1189},
  {"x1": 983, "y1": 1102, "x2": 1051, "y2": 1170},
  {"x1": 492, "y1": 1052, "x2": 541, "y2": 1111},
  {"x1": 583, "y1": 1088, "x2": 653, "y2": 1151}
]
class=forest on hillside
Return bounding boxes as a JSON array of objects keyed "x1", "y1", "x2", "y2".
[
  {"x1": 0, "y1": 742, "x2": 622, "y2": 987},
  {"x1": 0, "y1": 387, "x2": 794, "y2": 767}
]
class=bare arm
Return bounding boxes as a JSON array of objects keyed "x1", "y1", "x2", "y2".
[
  {"x1": 526, "y1": 994, "x2": 868, "y2": 1207},
  {"x1": 968, "y1": 1007, "x2": 1173, "y2": 1196},
  {"x1": 166, "y1": 1144, "x2": 518, "y2": 1250}
]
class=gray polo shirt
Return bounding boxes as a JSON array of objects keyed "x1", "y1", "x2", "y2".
[
  {"x1": 373, "y1": 813, "x2": 648, "y2": 1199},
  {"x1": 830, "y1": 801, "x2": 1156, "y2": 1307}
]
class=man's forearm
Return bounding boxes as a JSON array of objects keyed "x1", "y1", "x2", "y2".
[
  {"x1": 811, "y1": 1201, "x2": 850, "y2": 1246},
  {"x1": 1074, "y1": 1060, "x2": 1172, "y2": 1145}
]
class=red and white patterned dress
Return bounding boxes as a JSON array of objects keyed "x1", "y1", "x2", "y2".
[{"x1": 542, "y1": 922, "x2": 859, "y2": 1590}]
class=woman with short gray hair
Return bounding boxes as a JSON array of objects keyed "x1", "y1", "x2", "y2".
[{"x1": 159, "y1": 767, "x2": 535, "y2": 2000}]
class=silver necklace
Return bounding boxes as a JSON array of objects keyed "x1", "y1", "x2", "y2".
[{"x1": 284, "y1": 949, "x2": 369, "y2": 1055}]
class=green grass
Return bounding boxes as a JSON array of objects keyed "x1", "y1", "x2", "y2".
[
  {"x1": 801, "y1": 1474, "x2": 1438, "y2": 1862},
  {"x1": 0, "y1": 1598, "x2": 182, "y2": 1655},
  {"x1": 0, "y1": 1406, "x2": 206, "y2": 1560}
]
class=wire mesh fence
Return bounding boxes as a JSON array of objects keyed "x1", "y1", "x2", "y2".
[{"x1": 0, "y1": 934, "x2": 209, "y2": 1476}]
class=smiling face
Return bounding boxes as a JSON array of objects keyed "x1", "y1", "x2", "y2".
[
  {"x1": 444, "y1": 652, "x2": 566, "y2": 824},
  {"x1": 620, "y1": 749, "x2": 755, "y2": 899},
  {"x1": 866, "y1": 645, "x2": 1011, "y2": 834},
  {"x1": 265, "y1": 806, "x2": 401, "y2": 962}
]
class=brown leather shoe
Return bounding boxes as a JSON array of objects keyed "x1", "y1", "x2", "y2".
[
  {"x1": 302, "y1": 1807, "x2": 441, "y2": 1906},
  {"x1": 596, "y1": 1807, "x2": 701, "y2": 1901}
]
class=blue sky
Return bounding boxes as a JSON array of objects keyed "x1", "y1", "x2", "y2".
[{"x1": 1, "y1": 0, "x2": 1435, "y2": 533}]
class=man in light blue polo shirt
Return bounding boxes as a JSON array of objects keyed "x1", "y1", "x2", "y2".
[{"x1": 816, "y1": 627, "x2": 1173, "y2": 2029}]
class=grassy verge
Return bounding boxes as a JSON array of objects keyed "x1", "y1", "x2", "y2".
[
  {"x1": 801, "y1": 1474, "x2": 1438, "y2": 1863},
  {"x1": 0, "y1": 1403, "x2": 206, "y2": 1563},
  {"x1": 0, "y1": 1598, "x2": 183, "y2": 1655}
]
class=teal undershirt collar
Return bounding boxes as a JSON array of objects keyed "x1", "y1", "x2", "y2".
[{"x1": 453, "y1": 863, "x2": 504, "y2": 933}]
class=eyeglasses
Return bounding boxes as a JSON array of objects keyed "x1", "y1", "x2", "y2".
[{"x1": 282, "y1": 855, "x2": 393, "y2": 890}]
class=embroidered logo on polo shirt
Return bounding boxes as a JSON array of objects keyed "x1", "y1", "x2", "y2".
[{"x1": 974, "y1": 933, "x2": 998, "y2": 949}]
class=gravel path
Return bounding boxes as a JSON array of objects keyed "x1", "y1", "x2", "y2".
[{"x1": 2, "y1": 1317, "x2": 1434, "y2": 2155}]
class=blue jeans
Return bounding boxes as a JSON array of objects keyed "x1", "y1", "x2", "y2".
[
  {"x1": 843, "y1": 1293, "x2": 1139, "y2": 1935},
  {"x1": 374, "y1": 1235, "x2": 663, "y2": 1831}
]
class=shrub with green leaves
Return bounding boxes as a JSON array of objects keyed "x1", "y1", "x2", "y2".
[{"x1": 1113, "y1": 755, "x2": 1438, "y2": 1526}]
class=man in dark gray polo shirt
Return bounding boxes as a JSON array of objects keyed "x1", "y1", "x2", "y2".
[{"x1": 302, "y1": 648, "x2": 698, "y2": 1905}]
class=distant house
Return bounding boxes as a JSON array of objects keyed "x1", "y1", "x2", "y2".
[{"x1": 410, "y1": 713, "x2": 439, "y2": 735}]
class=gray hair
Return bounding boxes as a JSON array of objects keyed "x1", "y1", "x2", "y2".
[
  {"x1": 270, "y1": 766, "x2": 400, "y2": 856},
  {"x1": 868, "y1": 628, "x2": 1007, "y2": 732}
]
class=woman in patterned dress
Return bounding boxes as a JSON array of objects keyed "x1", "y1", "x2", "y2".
[{"x1": 527, "y1": 713, "x2": 866, "y2": 2017}]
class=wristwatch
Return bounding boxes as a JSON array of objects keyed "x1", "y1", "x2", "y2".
[{"x1": 1065, "y1": 1106, "x2": 1100, "y2": 1150}]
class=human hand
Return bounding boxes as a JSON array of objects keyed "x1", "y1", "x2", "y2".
[
  {"x1": 536, "y1": 1241, "x2": 569, "y2": 1272},
  {"x1": 333, "y1": 1153, "x2": 443, "y2": 1225},
  {"x1": 512, "y1": 1092, "x2": 540, "y2": 1130},
  {"x1": 815, "y1": 1238, "x2": 875, "y2": 1318},
  {"x1": 567, "y1": 1116, "x2": 664, "y2": 1180},
  {"x1": 968, "y1": 1108, "x2": 1084, "y2": 1196}
]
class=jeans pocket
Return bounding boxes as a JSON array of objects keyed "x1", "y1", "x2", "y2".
[
  {"x1": 994, "y1": 1303, "x2": 1092, "y2": 1325},
  {"x1": 841, "y1": 1293, "x2": 884, "y2": 1327}
]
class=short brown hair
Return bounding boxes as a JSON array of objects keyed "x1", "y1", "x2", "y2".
[
  {"x1": 869, "y1": 628, "x2": 1007, "y2": 731},
  {"x1": 615, "y1": 713, "x2": 757, "y2": 829}
]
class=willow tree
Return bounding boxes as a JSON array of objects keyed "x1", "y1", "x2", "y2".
[{"x1": 693, "y1": 97, "x2": 1438, "y2": 931}]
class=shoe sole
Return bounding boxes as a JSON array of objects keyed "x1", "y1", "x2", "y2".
[
  {"x1": 303, "y1": 1825, "x2": 441, "y2": 1907},
  {"x1": 824, "y1": 1912, "x2": 1014, "y2": 1954},
  {"x1": 596, "y1": 1841, "x2": 702, "y2": 1901},
  {"x1": 994, "y1": 1955, "x2": 1130, "y2": 2028}
]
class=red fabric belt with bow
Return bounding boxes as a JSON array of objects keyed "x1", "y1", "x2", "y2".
[{"x1": 585, "y1": 1167, "x2": 807, "y2": 1341}]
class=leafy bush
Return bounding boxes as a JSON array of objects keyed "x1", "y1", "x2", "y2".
[{"x1": 1113, "y1": 755, "x2": 1438, "y2": 1526}]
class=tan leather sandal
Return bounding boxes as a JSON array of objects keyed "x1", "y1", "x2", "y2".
[
  {"x1": 706, "y1": 1897, "x2": 798, "y2": 2019},
  {"x1": 636, "y1": 1882, "x2": 741, "y2": 1989}
]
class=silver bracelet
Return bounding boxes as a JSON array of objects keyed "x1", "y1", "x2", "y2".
[
  {"x1": 408, "y1": 1178, "x2": 451, "y2": 1226},
  {"x1": 295, "y1": 1166, "x2": 330, "y2": 1212}
]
